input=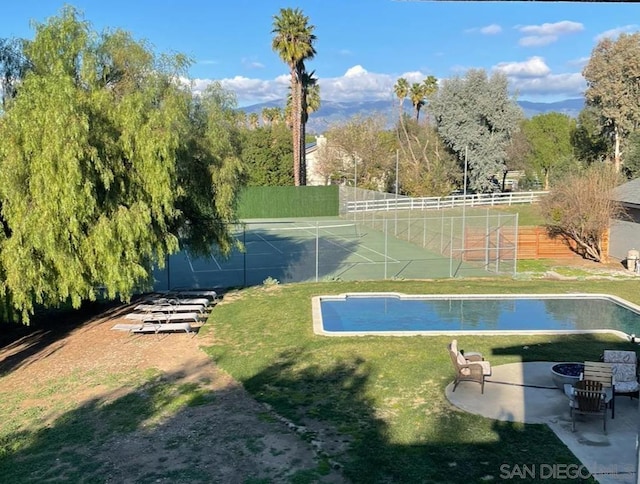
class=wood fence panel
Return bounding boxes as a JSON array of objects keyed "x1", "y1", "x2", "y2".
[{"x1": 465, "y1": 226, "x2": 578, "y2": 260}]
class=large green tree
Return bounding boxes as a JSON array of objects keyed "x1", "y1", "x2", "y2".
[
  {"x1": 240, "y1": 124, "x2": 294, "y2": 186},
  {"x1": 583, "y1": 32, "x2": 640, "y2": 173},
  {"x1": 271, "y1": 8, "x2": 316, "y2": 186},
  {"x1": 571, "y1": 106, "x2": 610, "y2": 165},
  {"x1": 0, "y1": 8, "x2": 244, "y2": 317},
  {"x1": 430, "y1": 69, "x2": 523, "y2": 193},
  {"x1": 521, "y1": 113, "x2": 578, "y2": 190}
]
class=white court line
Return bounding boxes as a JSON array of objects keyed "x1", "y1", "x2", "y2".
[
  {"x1": 319, "y1": 237, "x2": 400, "y2": 264},
  {"x1": 253, "y1": 233, "x2": 283, "y2": 254},
  {"x1": 184, "y1": 252, "x2": 222, "y2": 272}
]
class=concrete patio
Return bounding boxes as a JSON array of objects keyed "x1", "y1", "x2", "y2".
[{"x1": 446, "y1": 361, "x2": 639, "y2": 484}]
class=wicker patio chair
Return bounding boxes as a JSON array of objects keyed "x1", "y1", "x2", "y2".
[{"x1": 448, "y1": 340, "x2": 492, "y2": 394}]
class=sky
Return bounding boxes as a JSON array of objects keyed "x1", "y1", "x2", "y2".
[{"x1": 2, "y1": 1, "x2": 639, "y2": 107}]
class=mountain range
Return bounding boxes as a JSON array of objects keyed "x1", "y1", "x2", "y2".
[{"x1": 241, "y1": 98, "x2": 585, "y2": 134}]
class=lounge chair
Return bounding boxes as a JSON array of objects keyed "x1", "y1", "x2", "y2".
[
  {"x1": 146, "y1": 297, "x2": 211, "y2": 307},
  {"x1": 124, "y1": 312, "x2": 201, "y2": 323},
  {"x1": 603, "y1": 350, "x2": 640, "y2": 405},
  {"x1": 580, "y1": 361, "x2": 614, "y2": 418},
  {"x1": 133, "y1": 303, "x2": 205, "y2": 313},
  {"x1": 570, "y1": 379, "x2": 608, "y2": 433},
  {"x1": 131, "y1": 322, "x2": 193, "y2": 334},
  {"x1": 448, "y1": 339, "x2": 492, "y2": 394}
]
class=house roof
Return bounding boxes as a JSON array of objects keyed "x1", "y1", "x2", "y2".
[{"x1": 612, "y1": 177, "x2": 640, "y2": 205}]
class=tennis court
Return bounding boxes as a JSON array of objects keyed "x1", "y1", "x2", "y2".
[{"x1": 153, "y1": 217, "x2": 494, "y2": 291}]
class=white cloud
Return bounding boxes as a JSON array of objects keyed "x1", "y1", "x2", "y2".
[
  {"x1": 188, "y1": 61, "x2": 584, "y2": 107},
  {"x1": 509, "y1": 72, "x2": 586, "y2": 99},
  {"x1": 516, "y1": 20, "x2": 583, "y2": 47},
  {"x1": 568, "y1": 56, "x2": 590, "y2": 68},
  {"x1": 519, "y1": 35, "x2": 557, "y2": 47},
  {"x1": 241, "y1": 58, "x2": 265, "y2": 69},
  {"x1": 595, "y1": 25, "x2": 639, "y2": 42},
  {"x1": 518, "y1": 20, "x2": 584, "y2": 36},
  {"x1": 480, "y1": 24, "x2": 502, "y2": 35},
  {"x1": 494, "y1": 57, "x2": 551, "y2": 78},
  {"x1": 465, "y1": 24, "x2": 502, "y2": 35}
]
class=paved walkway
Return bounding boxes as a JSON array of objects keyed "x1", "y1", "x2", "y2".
[{"x1": 446, "y1": 362, "x2": 638, "y2": 484}]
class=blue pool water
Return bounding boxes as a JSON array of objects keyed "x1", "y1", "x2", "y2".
[{"x1": 316, "y1": 293, "x2": 640, "y2": 336}]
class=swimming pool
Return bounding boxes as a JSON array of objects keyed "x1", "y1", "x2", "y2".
[{"x1": 312, "y1": 292, "x2": 640, "y2": 339}]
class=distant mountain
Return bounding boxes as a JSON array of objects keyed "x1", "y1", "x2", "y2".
[
  {"x1": 240, "y1": 97, "x2": 585, "y2": 134},
  {"x1": 518, "y1": 98, "x2": 584, "y2": 119}
]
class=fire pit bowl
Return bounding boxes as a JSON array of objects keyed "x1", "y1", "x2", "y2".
[{"x1": 550, "y1": 362, "x2": 584, "y2": 390}]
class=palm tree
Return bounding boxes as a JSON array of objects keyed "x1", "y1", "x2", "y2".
[
  {"x1": 300, "y1": 67, "x2": 320, "y2": 184},
  {"x1": 272, "y1": 8, "x2": 316, "y2": 186},
  {"x1": 393, "y1": 77, "x2": 409, "y2": 119},
  {"x1": 409, "y1": 77, "x2": 438, "y2": 122},
  {"x1": 248, "y1": 112, "x2": 259, "y2": 129},
  {"x1": 409, "y1": 82, "x2": 426, "y2": 121}
]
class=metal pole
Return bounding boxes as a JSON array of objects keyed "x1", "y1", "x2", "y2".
[
  {"x1": 315, "y1": 222, "x2": 319, "y2": 282},
  {"x1": 384, "y1": 218, "x2": 388, "y2": 279},
  {"x1": 395, "y1": 150, "x2": 399, "y2": 235},
  {"x1": 462, "y1": 146, "x2": 468, "y2": 264}
]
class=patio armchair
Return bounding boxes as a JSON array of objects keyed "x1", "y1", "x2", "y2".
[
  {"x1": 603, "y1": 350, "x2": 640, "y2": 405},
  {"x1": 448, "y1": 340, "x2": 492, "y2": 394},
  {"x1": 570, "y1": 379, "x2": 608, "y2": 433}
]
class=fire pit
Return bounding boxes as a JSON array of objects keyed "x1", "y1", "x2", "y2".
[{"x1": 550, "y1": 362, "x2": 584, "y2": 390}]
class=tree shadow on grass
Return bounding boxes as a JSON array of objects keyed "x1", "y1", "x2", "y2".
[
  {"x1": 236, "y1": 346, "x2": 590, "y2": 483},
  {"x1": 0, "y1": 335, "x2": 610, "y2": 483}
]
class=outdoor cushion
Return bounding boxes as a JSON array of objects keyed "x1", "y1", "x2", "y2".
[
  {"x1": 611, "y1": 362, "x2": 637, "y2": 384},
  {"x1": 603, "y1": 350, "x2": 637, "y2": 364}
]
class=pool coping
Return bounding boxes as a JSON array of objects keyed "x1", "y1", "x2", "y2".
[{"x1": 311, "y1": 292, "x2": 640, "y2": 339}]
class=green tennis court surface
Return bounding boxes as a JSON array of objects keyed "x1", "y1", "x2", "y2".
[{"x1": 153, "y1": 217, "x2": 494, "y2": 291}]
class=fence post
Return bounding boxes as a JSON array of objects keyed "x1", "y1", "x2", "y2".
[{"x1": 315, "y1": 222, "x2": 319, "y2": 282}]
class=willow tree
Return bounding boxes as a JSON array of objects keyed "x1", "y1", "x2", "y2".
[
  {"x1": 271, "y1": 8, "x2": 316, "y2": 186},
  {"x1": 0, "y1": 8, "x2": 243, "y2": 318}
]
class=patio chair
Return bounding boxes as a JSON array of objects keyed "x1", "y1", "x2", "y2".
[
  {"x1": 448, "y1": 340, "x2": 492, "y2": 394},
  {"x1": 570, "y1": 379, "x2": 608, "y2": 433},
  {"x1": 581, "y1": 361, "x2": 614, "y2": 418},
  {"x1": 603, "y1": 350, "x2": 640, "y2": 405}
]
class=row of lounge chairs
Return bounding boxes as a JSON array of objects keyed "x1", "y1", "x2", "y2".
[{"x1": 114, "y1": 290, "x2": 219, "y2": 335}]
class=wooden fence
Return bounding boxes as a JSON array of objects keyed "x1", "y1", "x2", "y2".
[{"x1": 464, "y1": 226, "x2": 593, "y2": 261}]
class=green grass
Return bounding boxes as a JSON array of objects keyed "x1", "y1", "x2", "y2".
[{"x1": 200, "y1": 278, "x2": 640, "y2": 483}]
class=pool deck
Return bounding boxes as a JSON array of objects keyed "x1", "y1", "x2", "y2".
[{"x1": 446, "y1": 362, "x2": 638, "y2": 484}]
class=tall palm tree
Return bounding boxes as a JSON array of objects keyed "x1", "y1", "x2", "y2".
[
  {"x1": 272, "y1": 8, "x2": 316, "y2": 186},
  {"x1": 409, "y1": 82, "x2": 426, "y2": 121},
  {"x1": 393, "y1": 77, "x2": 409, "y2": 119},
  {"x1": 300, "y1": 67, "x2": 320, "y2": 184},
  {"x1": 409, "y1": 76, "x2": 438, "y2": 122},
  {"x1": 248, "y1": 112, "x2": 259, "y2": 129}
]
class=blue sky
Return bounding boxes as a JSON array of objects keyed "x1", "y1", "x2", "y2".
[{"x1": 2, "y1": 1, "x2": 639, "y2": 107}]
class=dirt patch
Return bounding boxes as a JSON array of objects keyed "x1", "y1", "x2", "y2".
[{"x1": 0, "y1": 302, "x2": 345, "y2": 483}]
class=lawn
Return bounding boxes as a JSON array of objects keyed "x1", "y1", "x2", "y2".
[{"x1": 201, "y1": 278, "x2": 640, "y2": 483}]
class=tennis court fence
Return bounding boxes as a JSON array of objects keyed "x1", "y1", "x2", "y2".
[{"x1": 156, "y1": 213, "x2": 518, "y2": 291}]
